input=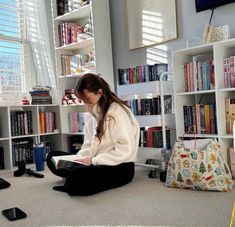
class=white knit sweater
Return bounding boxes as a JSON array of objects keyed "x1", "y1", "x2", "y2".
[{"x1": 78, "y1": 102, "x2": 140, "y2": 166}]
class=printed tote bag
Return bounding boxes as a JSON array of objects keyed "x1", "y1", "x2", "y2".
[{"x1": 165, "y1": 139, "x2": 234, "y2": 191}]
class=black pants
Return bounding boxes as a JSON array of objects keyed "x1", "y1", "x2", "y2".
[{"x1": 46, "y1": 151, "x2": 135, "y2": 196}]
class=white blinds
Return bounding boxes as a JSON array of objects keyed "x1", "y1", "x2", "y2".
[{"x1": 0, "y1": 0, "x2": 27, "y2": 105}]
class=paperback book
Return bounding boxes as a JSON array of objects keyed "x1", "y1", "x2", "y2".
[{"x1": 52, "y1": 154, "x2": 88, "y2": 169}]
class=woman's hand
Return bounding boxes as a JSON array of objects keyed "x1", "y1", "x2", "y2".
[{"x1": 74, "y1": 156, "x2": 92, "y2": 166}]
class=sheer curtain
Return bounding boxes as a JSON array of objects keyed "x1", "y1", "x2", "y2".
[{"x1": 23, "y1": 0, "x2": 58, "y2": 103}]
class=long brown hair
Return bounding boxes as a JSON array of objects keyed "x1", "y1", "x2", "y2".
[{"x1": 75, "y1": 73, "x2": 129, "y2": 141}]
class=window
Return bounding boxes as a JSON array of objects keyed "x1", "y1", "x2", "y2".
[{"x1": 0, "y1": 0, "x2": 29, "y2": 104}]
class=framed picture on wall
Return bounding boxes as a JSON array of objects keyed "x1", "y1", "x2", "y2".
[{"x1": 125, "y1": 0, "x2": 178, "y2": 50}]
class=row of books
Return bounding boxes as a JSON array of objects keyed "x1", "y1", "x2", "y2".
[
  {"x1": 61, "y1": 50, "x2": 95, "y2": 76},
  {"x1": 12, "y1": 139, "x2": 34, "y2": 166},
  {"x1": 68, "y1": 112, "x2": 89, "y2": 133},
  {"x1": 39, "y1": 112, "x2": 56, "y2": 134},
  {"x1": 56, "y1": 0, "x2": 89, "y2": 16},
  {"x1": 183, "y1": 103, "x2": 217, "y2": 134},
  {"x1": 10, "y1": 111, "x2": 33, "y2": 137},
  {"x1": 139, "y1": 127, "x2": 171, "y2": 148},
  {"x1": 125, "y1": 95, "x2": 172, "y2": 116},
  {"x1": 118, "y1": 63, "x2": 168, "y2": 85},
  {"x1": 223, "y1": 55, "x2": 235, "y2": 88},
  {"x1": 183, "y1": 57, "x2": 215, "y2": 92},
  {"x1": 58, "y1": 22, "x2": 84, "y2": 46},
  {"x1": 227, "y1": 147, "x2": 235, "y2": 179}
]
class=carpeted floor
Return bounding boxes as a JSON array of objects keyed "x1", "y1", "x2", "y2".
[{"x1": 0, "y1": 166, "x2": 234, "y2": 227}]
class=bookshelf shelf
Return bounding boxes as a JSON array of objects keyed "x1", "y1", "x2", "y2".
[
  {"x1": 11, "y1": 134, "x2": 39, "y2": 139},
  {"x1": 63, "y1": 132, "x2": 84, "y2": 136},
  {"x1": 53, "y1": 4, "x2": 91, "y2": 21},
  {"x1": 173, "y1": 38, "x2": 235, "y2": 162},
  {"x1": 55, "y1": 38, "x2": 94, "y2": 51},
  {"x1": 117, "y1": 81, "x2": 173, "y2": 96},
  {"x1": 0, "y1": 138, "x2": 9, "y2": 141},
  {"x1": 58, "y1": 69, "x2": 96, "y2": 79},
  {"x1": 176, "y1": 89, "x2": 216, "y2": 96},
  {"x1": 135, "y1": 114, "x2": 175, "y2": 128}
]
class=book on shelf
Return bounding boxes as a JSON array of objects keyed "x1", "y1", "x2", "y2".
[
  {"x1": 224, "y1": 55, "x2": 235, "y2": 88},
  {"x1": 61, "y1": 50, "x2": 95, "y2": 76},
  {"x1": 39, "y1": 112, "x2": 56, "y2": 134},
  {"x1": 183, "y1": 53, "x2": 214, "y2": 92},
  {"x1": 126, "y1": 96, "x2": 172, "y2": 116},
  {"x1": 58, "y1": 22, "x2": 84, "y2": 46},
  {"x1": 52, "y1": 154, "x2": 88, "y2": 169},
  {"x1": 67, "y1": 112, "x2": 88, "y2": 133},
  {"x1": 12, "y1": 139, "x2": 34, "y2": 166},
  {"x1": 183, "y1": 103, "x2": 217, "y2": 134},
  {"x1": 139, "y1": 126, "x2": 171, "y2": 148},
  {"x1": 10, "y1": 111, "x2": 33, "y2": 136},
  {"x1": 227, "y1": 147, "x2": 235, "y2": 179}
]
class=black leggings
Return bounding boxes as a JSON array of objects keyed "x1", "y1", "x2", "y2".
[{"x1": 46, "y1": 151, "x2": 135, "y2": 196}]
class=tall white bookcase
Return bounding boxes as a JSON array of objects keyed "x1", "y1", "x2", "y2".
[
  {"x1": 117, "y1": 78, "x2": 176, "y2": 164},
  {"x1": 173, "y1": 38, "x2": 235, "y2": 160},
  {"x1": 50, "y1": 0, "x2": 114, "y2": 152}
]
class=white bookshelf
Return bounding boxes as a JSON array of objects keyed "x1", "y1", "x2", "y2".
[
  {"x1": 117, "y1": 78, "x2": 176, "y2": 164},
  {"x1": 173, "y1": 38, "x2": 235, "y2": 161},
  {"x1": 0, "y1": 105, "x2": 61, "y2": 171},
  {"x1": 51, "y1": 0, "x2": 114, "y2": 152}
]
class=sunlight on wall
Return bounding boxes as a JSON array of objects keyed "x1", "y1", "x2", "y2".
[
  {"x1": 142, "y1": 10, "x2": 163, "y2": 45},
  {"x1": 142, "y1": 10, "x2": 168, "y2": 65}
]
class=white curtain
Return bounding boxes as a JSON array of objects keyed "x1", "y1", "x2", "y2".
[{"x1": 23, "y1": 0, "x2": 59, "y2": 103}]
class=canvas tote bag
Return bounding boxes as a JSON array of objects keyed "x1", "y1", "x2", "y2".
[{"x1": 165, "y1": 139, "x2": 234, "y2": 191}]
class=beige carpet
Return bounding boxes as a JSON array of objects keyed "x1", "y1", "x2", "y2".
[{"x1": 0, "y1": 166, "x2": 234, "y2": 227}]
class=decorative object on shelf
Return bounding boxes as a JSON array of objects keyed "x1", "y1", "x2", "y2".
[
  {"x1": 62, "y1": 89, "x2": 82, "y2": 105},
  {"x1": 125, "y1": 0, "x2": 177, "y2": 50},
  {"x1": 165, "y1": 139, "x2": 234, "y2": 191},
  {"x1": 202, "y1": 9, "x2": 230, "y2": 44},
  {"x1": 210, "y1": 25, "x2": 230, "y2": 42},
  {"x1": 21, "y1": 97, "x2": 30, "y2": 105},
  {"x1": 203, "y1": 25, "x2": 230, "y2": 44}
]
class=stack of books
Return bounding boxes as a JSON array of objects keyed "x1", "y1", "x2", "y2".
[{"x1": 29, "y1": 86, "x2": 52, "y2": 105}]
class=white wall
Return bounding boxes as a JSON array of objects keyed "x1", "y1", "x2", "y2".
[{"x1": 109, "y1": 0, "x2": 235, "y2": 85}]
